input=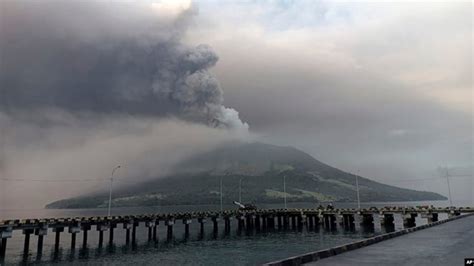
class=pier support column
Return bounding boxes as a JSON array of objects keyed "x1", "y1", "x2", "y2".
[
  {"x1": 308, "y1": 215, "x2": 314, "y2": 229},
  {"x1": 81, "y1": 224, "x2": 91, "y2": 249},
  {"x1": 153, "y1": 221, "x2": 158, "y2": 242},
  {"x1": 34, "y1": 223, "x2": 48, "y2": 259},
  {"x1": 297, "y1": 214, "x2": 305, "y2": 229},
  {"x1": 429, "y1": 213, "x2": 439, "y2": 223},
  {"x1": 448, "y1": 211, "x2": 460, "y2": 218},
  {"x1": 255, "y1": 215, "x2": 261, "y2": 231},
  {"x1": 165, "y1": 219, "x2": 174, "y2": 240},
  {"x1": 123, "y1": 222, "x2": 132, "y2": 245},
  {"x1": 96, "y1": 223, "x2": 109, "y2": 248},
  {"x1": 0, "y1": 226, "x2": 13, "y2": 263},
  {"x1": 68, "y1": 222, "x2": 81, "y2": 251},
  {"x1": 262, "y1": 215, "x2": 268, "y2": 231},
  {"x1": 403, "y1": 213, "x2": 417, "y2": 228},
  {"x1": 224, "y1": 217, "x2": 231, "y2": 234},
  {"x1": 314, "y1": 215, "x2": 320, "y2": 226},
  {"x1": 198, "y1": 218, "x2": 206, "y2": 236},
  {"x1": 182, "y1": 219, "x2": 191, "y2": 238},
  {"x1": 245, "y1": 215, "x2": 252, "y2": 231},
  {"x1": 323, "y1": 214, "x2": 336, "y2": 229},
  {"x1": 380, "y1": 214, "x2": 394, "y2": 226},
  {"x1": 22, "y1": 228, "x2": 34, "y2": 259},
  {"x1": 132, "y1": 221, "x2": 139, "y2": 246},
  {"x1": 360, "y1": 214, "x2": 374, "y2": 226},
  {"x1": 343, "y1": 214, "x2": 355, "y2": 228},
  {"x1": 283, "y1": 215, "x2": 289, "y2": 230},
  {"x1": 236, "y1": 216, "x2": 244, "y2": 232},
  {"x1": 145, "y1": 220, "x2": 156, "y2": 242},
  {"x1": 212, "y1": 217, "x2": 219, "y2": 235},
  {"x1": 277, "y1": 215, "x2": 282, "y2": 229},
  {"x1": 52, "y1": 227, "x2": 64, "y2": 253},
  {"x1": 109, "y1": 223, "x2": 116, "y2": 246},
  {"x1": 267, "y1": 215, "x2": 275, "y2": 230}
]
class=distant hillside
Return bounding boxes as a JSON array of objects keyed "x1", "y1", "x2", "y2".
[{"x1": 46, "y1": 142, "x2": 446, "y2": 209}]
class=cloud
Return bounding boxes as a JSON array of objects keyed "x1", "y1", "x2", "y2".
[
  {"x1": 0, "y1": 111, "x2": 250, "y2": 209},
  {"x1": 0, "y1": 0, "x2": 248, "y2": 131},
  {"x1": 0, "y1": 0, "x2": 251, "y2": 210},
  {"x1": 188, "y1": 1, "x2": 472, "y2": 201}
]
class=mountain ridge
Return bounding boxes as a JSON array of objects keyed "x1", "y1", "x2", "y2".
[{"x1": 46, "y1": 142, "x2": 446, "y2": 209}]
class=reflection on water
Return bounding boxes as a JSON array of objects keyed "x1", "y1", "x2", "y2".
[{"x1": 0, "y1": 201, "x2": 453, "y2": 265}]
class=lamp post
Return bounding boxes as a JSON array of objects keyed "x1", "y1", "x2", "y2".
[
  {"x1": 220, "y1": 175, "x2": 223, "y2": 212},
  {"x1": 107, "y1": 165, "x2": 121, "y2": 217},
  {"x1": 355, "y1": 171, "x2": 361, "y2": 209},
  {"x1": 239, "y1": 177, "x2": 243, "y2": 203},
  {"x1": 445, "y1": 168, "x2": 453, "y2": 206},
  {"x1": 283, "y1": 175, "x2": 287, "y2": 209}
]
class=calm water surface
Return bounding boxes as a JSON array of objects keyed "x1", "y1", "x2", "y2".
[{"x1": 0, "y1": 201, "x2": 455, "y2": 265}]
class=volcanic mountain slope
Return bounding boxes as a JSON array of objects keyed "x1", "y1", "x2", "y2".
[{"x1": 46, "y1": 142, "x2": 446, "y2": 208}]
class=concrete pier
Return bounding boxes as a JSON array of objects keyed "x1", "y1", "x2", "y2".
[
  {"x1": 198, "y1": 217, "x2": 206, "y2": 235},
  {"x1": 123, "y1": 222, "x2": 132, "y2": 245},
  {"x1": 402, "y1": 213, "x2": 417, "y2": 228},
  {"x1": 165, "y1": 219, "x2": 174, "y2": 240},
  {"x1": 22, "y1": 228, "x2": 33, "y2": 258},
  {"x1": 69, "y1": 222, "x2": 81, "y2": 250},
  {"x1": 34, "y1": 223, "x2": 48, "y2": 258},
  {"x1": 52, "y1": 227, "x2": 63, "y2": 253},
  {"x1": 304, "y1": 214, "x2": 474, "y2": 266},
  {"x1": 132, "y1": 221, "x2": 138, "y2": 246},
  {"x1": 360, "y1": 214, "x2": 374, "y2": 226},
  {"x1": 182, "y1": 219, "x2": 191, "y2": 238},
  {"x1": 109, "y1": 223, "x2": 116, "y2": 245},
  {"x1": 81, "y1": 224, "x2": 91, "y2": 249},
  {"x1": 0, "y1": 206, "x2": 472, "y2": 263}
]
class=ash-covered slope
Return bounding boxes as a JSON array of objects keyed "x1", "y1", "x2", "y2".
[{"x1": 46, "y1": 142, "x2": 446, "y2": 209}]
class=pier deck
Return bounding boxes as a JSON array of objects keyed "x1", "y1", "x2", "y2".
[{"x1": 307, "y1": 214, "x2": 474, "y2": 266}]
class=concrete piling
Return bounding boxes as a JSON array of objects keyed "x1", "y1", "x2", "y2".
[
  {"x1": 343, "y1": 214, "x2": 355, "y2": 228},
  {"x1": 183, "y1": 219, "x2": 191, "y2": 238},
  {"x1": 22, "y1": 228, "x2": 34, "y2": 259},
  {"x1": 224, "y1": 217, "x2": 231, "y2": 233},
  {"x1": 96, "y1": 223, "x2": 109, "y2": 248},
  {"x1": 212, "y1": 217, "x2": 219, "y2": 233},
  {"x1": 68, "y1": 221, "x2": 81, "y2": 251},
  {"x1": 380, "y1": 213, "x2": 394, "y2": 226},
  {"x1": 132, "y1": 221, "x2": 139, "y2": 246},
  {"x1": 0, "y1": 238, "x2": 7, "y2": 263},
  {"x1": 165, "y1": 219, "x2": 174, "y2": 240},
  {"x1": 0, "y1": 226, "x2": 12, "y2": 263},
  {"x1": 123, "y1": 222, "x2": 132, "y2": 245},
  {"x1": 109, "y1": 223, "x2": 116, "y2": 245},
  {"x1": 402, "y1": 213, "x2": 417, "y2": 228},
  {"x1": 34, "y1": 223, "x2": 48, "y2": 259},
  {"x1": 198, "y1": 217, "x2": 206, "y2": 236},
  {"x1": 81, "y1": 224, "x2": 91, "y2": 249},
  {"x1": 145, "y1": 220, "x2": 155, "y2": 241},
  {"x1": 52, "y1": 227, "x2": 63, "y2": 253},
  {"x1": 255, "y1": 215, "x2": 261, "y2": 231}
]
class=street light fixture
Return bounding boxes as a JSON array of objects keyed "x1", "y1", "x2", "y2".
[{"x1": 107, "y1": 165, "x2": 121, "y2": 217}]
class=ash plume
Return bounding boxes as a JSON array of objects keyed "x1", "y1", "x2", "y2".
[{"x1": 0, "y1": 0, "x2": 248, "y2": 132}]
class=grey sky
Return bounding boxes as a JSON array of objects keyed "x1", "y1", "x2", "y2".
[
  {"x1": 0, "y1": 0, "x2": 472, "y2": 208},
  {"x1": 191, "y1": 0, "x2": 473, "y2": 202}
]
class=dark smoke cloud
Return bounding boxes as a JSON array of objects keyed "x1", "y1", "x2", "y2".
[
  {"x1": 0, "y1": 1, "x2": 251, "y2": 210},
  {"x1": 0, "y1": 0, "x2": 248, "y2": 131}
]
